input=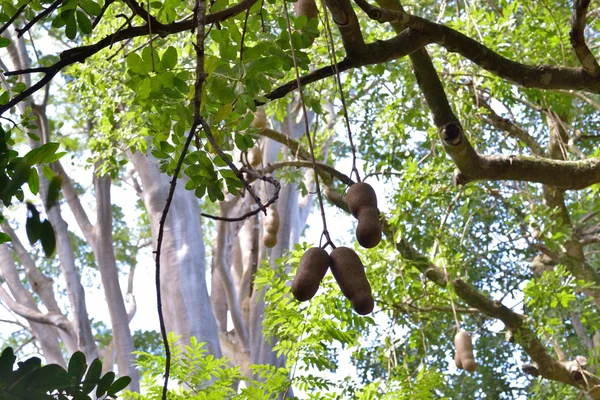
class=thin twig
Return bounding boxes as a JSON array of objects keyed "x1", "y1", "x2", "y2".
[
  {"x1": 197, "y1": 118, "x2": 266, "y2": 213},
  {"x1": 16, "y1": 0, "x2": 64, "y2": 38},
  {"x1": 147, "y1": 0, "x2": 156, "y2": 72},
  {"x1": 156, "y1": 1, "x2": 208, "y2": 399},
  {"x1": 155, "y1": 123, "x2": 197, "y2": 400},
  {"x1": 283, "y1": 1, "x2": 334, "y2": 250},
  {"x1": 92, "y1": 0, "x2": 115, "y2": 28},
  {"x1": 200, "y1": 175, "x2": 281, "y2": 221},
  {"x1": 0, "y1": 0, "x2": 32, "y2": 36},
  {"x1": 239, "y1": 8, "x2": 250, "y2": 64},
  {"x1": 321, "y1": 0, "x2": 360, "y2": 182},
  {"x1": 28, "y1": 31, "x2": 40, "y2": 64}
]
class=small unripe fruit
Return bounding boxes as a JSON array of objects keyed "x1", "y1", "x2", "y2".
[
  {"x1": 252, "y1": 107, "x2": 267, "y2": 131},
  {"x1": 346, "y1": 182, "x2": 377, "y2": 218},
  {"x1": 329, "y1": 246, "x2": 374, "y2": 315},
  {"x1": 356, "y1": 207, "x2": 382, "y2": 248},
  {"x1": 292, "y1": 247, "x2": 330, "y2": 301},
  {"x1": 454, "y1": 331, "x2": 477, "y2": 372},
  {"x1": 247, "y1": 147, "x2": 262, "y2": 167}
]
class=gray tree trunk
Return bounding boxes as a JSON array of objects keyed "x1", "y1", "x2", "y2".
[
  {"x1": 129, "y1": 151, "x2": 222, "y2": 357},
  {"x1": 91, "y1": 174, "x2": 140, "y2": 389},
  {"x1": 3, "y1": 29, "x2": 98, "y2": 362},
  {"x1": 0, "y1": 246, "x2": 65, "y2": 366}
]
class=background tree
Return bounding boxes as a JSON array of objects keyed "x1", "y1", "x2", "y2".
[{"x1": 2, "y1": 0, "x2": 600, "y2": 399}]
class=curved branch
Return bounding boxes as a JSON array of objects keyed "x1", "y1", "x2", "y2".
[
  {"x1": 324, "y1": 0, "x2": 367, "y2": 60},
  {"x1": 0, "y1": 285, "x2": 73, "y2": 332},
  {"x1": 441, "y1": 124, "x2": 600, "y2": 190},
  {"x1": 452, "y1": 279, "x2": 585, "y2": 387},
  {"x1": 354, "y1": 0, "x2": 600, "y2": 93},
  {"x1": 260, "y1": 160, "x2": 354, "y2": 186},
  {"x1": 15, "y1": 0, "x2": 64, "y2": 38},
  {"x1": 570, "y1": 0, "x2": 600, "y2": 77},
  {"x1": 200, "y1": 174, "x2": 281, "y2": 221}
]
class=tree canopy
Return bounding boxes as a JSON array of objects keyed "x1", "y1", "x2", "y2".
[{"x1": 2, "y1": 0, "x2": 600, "y2": 398}]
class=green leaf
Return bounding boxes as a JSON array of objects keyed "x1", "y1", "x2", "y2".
[
  {"x1": 161, "y1": 46, "x2": 178, "y2": 70},
  {"x1": 0, "y1": 37, "x2": 10, "y2": 48},
  {"x1": 46, "y1": 175, "x2": 63, "y2": 211},
  {"x1": 40, "y1": 219, "x2": 56, "y2": 257},
  {"x1": 107, "y1": 376, "x2": 132, "y2": 396},
  {"x1": 29, "y1": 364, "x2": 72, "y2": 392},
  {"x1": 80, "y1": 0, "x2": 101, "y2": 16},
  {"x1": 67, "y1": 351, "x2": 87, "y2": 383},
  {"x1": 65, "y1": 13, "x2": 78, "y2": 39},
  {"x1": 24, "y1": 142, "x2": 60, "y2": 164},
  {"x1": 27, "y1": 132, "x2": 41, "y2": 141},
  {"x1": 0, "y1": 232, "x2": 10, "y2": 244},
  {"x1": 76, "y1": 10, "x2": 92, "y2": 34},
  {"x1": 52, "y1": 12, "x2": 69, "y2": 28},
  {"x1": 28, "y1": 168, "x2": 39, "y2": 195},
  {"x1": 82, "y1": 358, "x2": 102, "y2": 394},
  {"x1": 6, "y1": 160, "x2": 32, "y2": 195},
  {"x1": 41, "y1": 165, "x2": 55, "y2": 180},
  {"x1": 126, "y1": 53, "x2": 148, "y2": 75},
  {"x1": 25, "y1": 203, "x2": 41, "y2": 245},
  {"x1": 95, "y1": 371, "x2": 115, "y2": 398},
  {"x1": 0, "y1": 347, "x2": 16, "y2": 387}
]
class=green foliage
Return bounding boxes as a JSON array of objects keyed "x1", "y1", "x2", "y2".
[
  {"x1": 0, "y1": 346, "x2": 131, "y2": 399},
  {"x1": 124, "y1": 333, "x2": 290, "y2": 400}
]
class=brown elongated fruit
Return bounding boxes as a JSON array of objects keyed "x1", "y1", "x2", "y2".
[
  {"x1": 454, "y1": 330, "x2": 477, "y2": 372},
  {"x1": 292, "y1": 247, "x2": 330, "y2": 301},
  {"x1": 247, "y1": 147, "x2": 262, "y2": 167},
  {"x1": 294, "y1": 0, "x2": 318, "y2": 20},
  {"x1": 346, "y1": 182, "x2": 382, "y2": 248},
  {"x1": 263, "y1": 205, "x2": 280, "y2": 235},
  {"x1": 262, "y1": 232, "x2": 277, "y2": 248},
  {"x1": 351, "y1": 291, "x2": 375, "y2": 315},
  {"x1": 346, "y1": 182, "x2": 377, "y2": 218},
  {"x1": 454, "y1": 351, "x2": 463, "y2": 369},
  {"x1": 329, "y1": 246, "x2": 374, "y2": 315},
  {"x1": 356, "y1": 207, "x2": 382, "y2": 248},
  {"x1": 252, "y1": 107, "x2": 267, "y2": 131}
]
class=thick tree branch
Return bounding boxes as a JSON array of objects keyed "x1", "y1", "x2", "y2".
[
  {"x1": 389, "y1": 301, "x2": 480, "y2": 314},
  {"x1": 324, "y1": 0, "x2": 367, "y2": 60},
  {"x1": 215, "y1": 200, "x2": 249, "y2": 351},
  {"x1": 452, "y1": 279, "x2": 582, "y2": 387},
  {"x1": 354, "y1": 0, "x2": 600, "y2": 92},
  {"x1": 441, "y1": 128, "x2": 600, "y2": 190},
  {"x1": 53, "y1": 162, "x2": 95, "y2": 243},
  {"x1": 262, "y1": 29, "x2": 428, "y2": 104},
  {"x1": 123, "y1": 0, "x2": 161, "y2": 26},
  {"x1": 0, "y1": 285, "x2": 73, "y2": 332},
  {"x1": 0, "y1": 223, "x2": 67, "y2": 319},
  {"x1": 570, "y1": 0, "x2": 600, "y2": 77}
]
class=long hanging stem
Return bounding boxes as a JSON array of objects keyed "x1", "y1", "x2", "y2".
[
  {"x1": 320, "y1": 0, "x2": 360, "y2": 182},
  {"x1": 282, "y1": 2, "x2": 334, "y2": 249}
]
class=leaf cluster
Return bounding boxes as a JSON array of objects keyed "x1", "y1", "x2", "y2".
[{"x1": 0, "y1": 346, "x2": 131, "y2": 399}]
